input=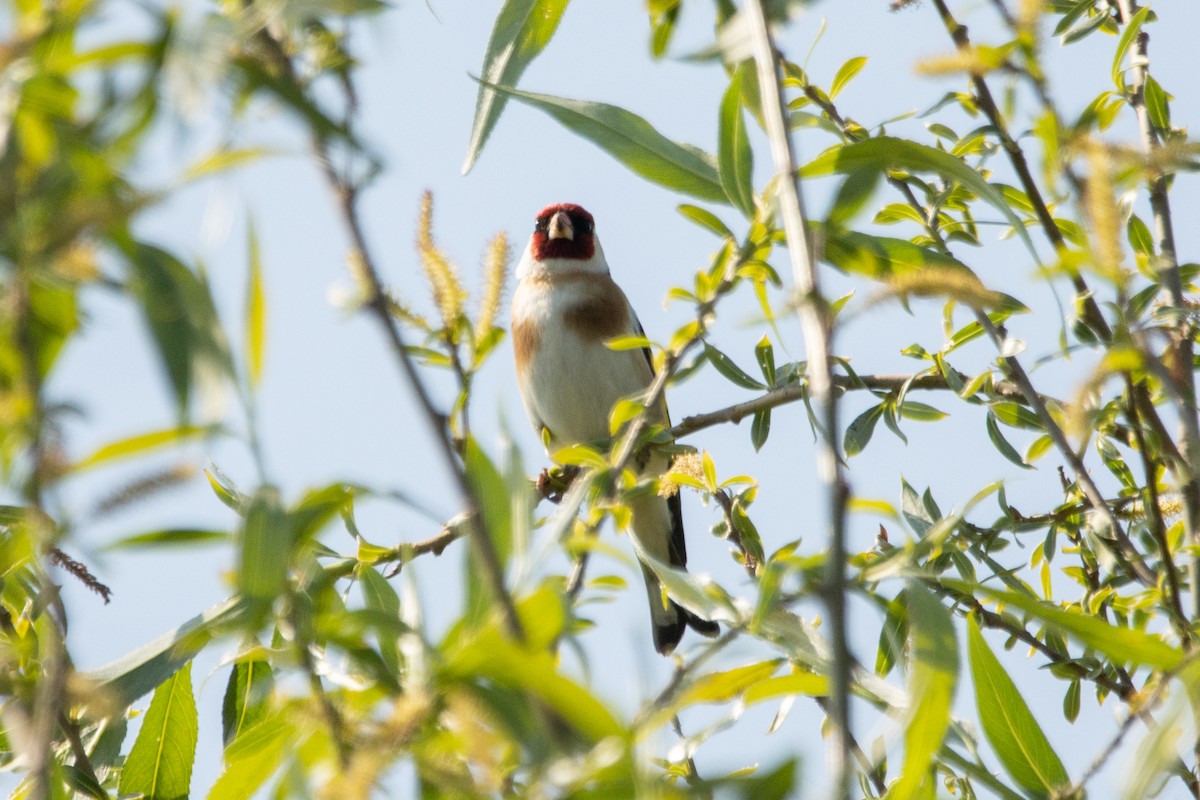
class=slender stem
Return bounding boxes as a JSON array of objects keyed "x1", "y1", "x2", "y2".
[
  {"x1": 743, "y1": 3, "x2": 852, "y2": 798},
  {"x1": 248, "y1": 25, "x2": 524, "y2": 641}
]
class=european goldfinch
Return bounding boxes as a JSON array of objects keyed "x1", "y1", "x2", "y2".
[{"x1": 511, "y1": 203, "x2": 720, "y2": 654}]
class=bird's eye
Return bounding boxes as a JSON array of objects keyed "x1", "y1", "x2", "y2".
[
  {"x1": 578, "y1": 218, "x2": 594, "y2": 234},
  {"x1": 534, "y1": 218, "x2": 549, "y2": 233}
]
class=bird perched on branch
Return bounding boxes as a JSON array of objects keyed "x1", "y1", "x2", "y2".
[{"x1": 511, "y1": 202, "x2": 719, "y2": 654}]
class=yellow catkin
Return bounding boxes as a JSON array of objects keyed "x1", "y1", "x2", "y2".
[
  {"x1": 1083, "y1": 140, "x2": 1124, "y2": 280},
  {"x1": 475, "y1": 231, "x2": 509, "y2": 341},
  {"x1": 882, "y1": 268, "x2": 1003, "y2": 310},
  {"x1": 661, "y1": 451, "x2": 705, "y2": 497},
  {"x1": 914, "y1": 49, "x2": 1000, "y2": 77},
  {"x1": 1018, "y1": 0, "x2": 1044, "y2": 33},
  {"x1": 415, "y1": 191, "x2": 466, "y2": 329}
]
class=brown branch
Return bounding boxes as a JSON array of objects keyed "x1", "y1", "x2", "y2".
[
  {"x1": 48, "y1": 548, "x2": 112, "y2": 604},
  {"x1": 246, "y1": 24, "x2": 524, "y2": 642},
  {"x1": 672, "y1": 371, "x2": 1028, "y2": 439}
]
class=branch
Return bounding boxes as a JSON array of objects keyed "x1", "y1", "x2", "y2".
[
  {"x1": 743, "y1": 4, "x2": 854, "y2": 799},
  {"x1": 247, "y1": 25, "x2": 524, "y2": 642},
  {"x1": 1109, "y1": 0, "x2": 1200, "y2": 626}
]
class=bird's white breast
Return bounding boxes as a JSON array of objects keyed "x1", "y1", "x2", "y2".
[{"x1": 512, "y1": 275, "x2": 656, "y2": 450}]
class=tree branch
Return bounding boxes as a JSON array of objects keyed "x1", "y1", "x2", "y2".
[{"x1": 247, "y1": 24, "x2": 524, "y2": 642}]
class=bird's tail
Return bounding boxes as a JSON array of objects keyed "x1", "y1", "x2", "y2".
[{"x1": 629, "y1": 488, "x2": 719, "y2": 655}]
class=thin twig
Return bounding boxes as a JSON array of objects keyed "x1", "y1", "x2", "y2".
[
  {"x1": 247, "y1": 24, "x2": 524, "y2": 641},
  {"x1": 743, "y1": 4, "x2": 852, "y2": 799}
]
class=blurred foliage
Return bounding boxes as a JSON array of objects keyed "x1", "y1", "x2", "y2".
[{"x1": 3, "y1": 0, "x2": 1200, "y2": 797}]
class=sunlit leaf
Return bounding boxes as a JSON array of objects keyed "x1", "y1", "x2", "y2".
[
  {"x1": 476, "y1": 81, "x2": 726, "y2": 202},
  {"x1": 967, "y1": 620, "x2": 1069, "y2": 796},
  {"x1": 718, "y1": 62, "x2": 755, "y2": 217},
  {"x1": 118, "y1": 661, "x2": 198, "y2": 800},
  {"x1": 462, "y1": 0, "x2": 571, "y2": 173}
]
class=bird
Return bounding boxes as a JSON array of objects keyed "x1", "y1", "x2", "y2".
[{"x1": 511, "y1": 202, "x2": 720, "y2": 654}]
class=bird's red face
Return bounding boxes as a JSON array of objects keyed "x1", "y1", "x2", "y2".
[{"x1": 530, "y1": 203, "x2": 596, "y2": 261}]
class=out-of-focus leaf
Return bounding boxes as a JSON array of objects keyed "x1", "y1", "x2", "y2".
[
  {"x1": 126, "y1": 244, "x2": 234, "y2": 416},
  {"x1": 462, "y1": 0, "x2": 570, "y2": 173},
  {"x1": 238, "y1": 487, "x2": 290, "y2": 607},
  {"x1": 244, "y1": 222, "x2": 266, "y2": 389},
  {"x1": 207, "y1": 715, "x2": 294, "y2": 800},
  {"x1": 890, "y1": 583, "x2": 958, "y2": 800},
  {"x1": 718, "y1": 62, "x2": 755, "y2": 217},
  {"x1": 221, "y1": 658, "x2": 274, "y2": 746},
  {"x1": 677, "y1": 660, "x2": 782, "y2": 706},
  {"x1": 183, "y1": 147, "x2": 275, "y2": 182},
  {"x1": 360, "y1": 567, "x2": 403, "y2": 677},
  {"x1": 444, "y1": 583, "x2": 622, "y2": 743},
  {"x1": 967, "y1": 620, "x2": 1070, "y2": 796},
  {"x1": 105, "y1": 529, "x2": 229, "y2": 551},
  {"x1": 823, "y1": 229, "x2": 971, "y2": 279},
  {"x1": 27, "y1": 278, "x2": 78, "y2": 379},
  {"x1": 954, "y1": 582, "x2": 1186, "y2": 671},
  {"x1": 826, "y1": 169, "x2": 880, "y2": 228},
  {"x1": 118, "y1": 661, "x2": 198, "y2": 800},
  {"x1": 72, "y1": 425, "x2": 216, "y2": 472},
  {"x1": 463, "y1": 437, "x2": 514, "y2": 625},
  {"x1": 83, "y1": 597, "x2": 244, "y2": 711},
  {"x1": 476, "y1": 81, "x2": 726, "y2": 202},
  {"x1": 803, "y1": 137, "x2": 1038, "y2": 261}
]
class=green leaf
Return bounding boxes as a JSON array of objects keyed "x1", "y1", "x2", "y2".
[
  {"x1": 829, "y1": 55, "x2": 867, "y2": 99},
  {"x1": 822, "y1": 229, "x2": 972, "y2": 280},
  {"x1": 705, "y1": 343, "x2": 767, "y2": 389},
  {"x1": 1143, "y1": 75, "x2": 1170, "y2": 131},
  {"x1": 890, "y1": 583, "x2": 958, "y2": 800},
  {"x1": 183, "y1": 147, "x2": 274, "y2": 182},
  {"x1": 126, "y1": 244, "x2": 235, "y2": 417},
  {"x1": 677, "y1": 204, "x2": 734, "y2": 238},
  {"x1": 677, "y1": 660, "x2": 783, "y2": 706},
  {"x1": 718, "y1": 63, "x2": 755, "y2": 217},
  {"x1": 826, "y1": 169, "x2": 881, "y2": 228},
  {"x1": 1112, "y1": 6, "x2": 1150, "y2": 90},
  {"x1": 1127, "y1": 214, "x2": 1154, "y2": 256},
  {"x1": 118, "y1": 661, "x2": 198, "y2": 800},
  {"x1": 84, "y1": 597, "x2": 245, "y2": 711},
  {"x1": 967, "y1": 621, "x2": 1070, "y2": 795},
  {"x1": 956, "y1": 582, "x2": 1186, "y2": 671},
  {"x1": 463, "y1": 437, "x2": 514, "y2": 624},
  {"x1": 73, "y1": 425, "x2": 216, "y2": 472},
  {"x1": 462, "y1": 0, "x2": 570, "y2": 173},
  {"x1": 897, "y1": 400, "x2": 947, "y2": 422},
  {"x1": 221, "y1": 658, "x2": 274, "y2": 746},
  {"x1": 802, "y1": 137, "x2": 1038, "y2": 262},
  {"x1": 238, "y1": 486, "x2": 290, "y2": 606},
  {"x1": 844, "y1": 404, "x2": 883, "y2": 457},
  {"x1": 244, "y1": 222, "x2": 266, "y2": 389},
  {"x1": 207, "y1": 715, "x2": 293, "y2": 800},
  {"x1": 754, "y1": 335, "x2": 776, "y2": 386},
  {"x1": 751, "y1": 409, "x2": 771, "y2": 451},
  {"x1": 360, "y1": 567, "x2": 404, "y2": 677},
  {"x1": 105, "y1": 529, "x2": 229, "y2": 551},
  {"x1": 986, "y1": 412, "x2": 1032, "y2": 469},
  {"x1": 476, "y1": 81, "x2": 726, "y2": 202}
]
